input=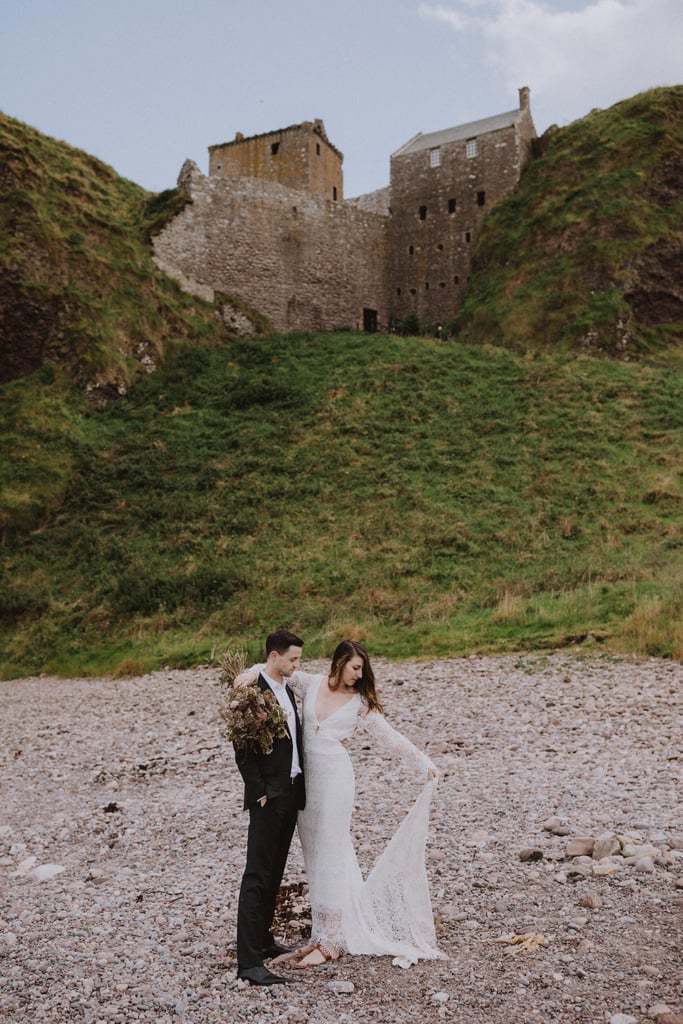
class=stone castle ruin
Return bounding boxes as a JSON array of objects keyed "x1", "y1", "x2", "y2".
[{"x1": 152, "y1": 88, "x2": 536, "y2": 334}]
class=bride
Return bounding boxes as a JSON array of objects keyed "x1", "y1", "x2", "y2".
[{"x1": 235, "y1": 639, "x2": 444, "y2": 968}]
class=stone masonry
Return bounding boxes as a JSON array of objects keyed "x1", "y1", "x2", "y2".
[
  {"x1": 152, "y1": 90, "x2": 536, "y2": 334},
  {"x1": 390, "y1": 87, "x2": 536, "y2": 327}
]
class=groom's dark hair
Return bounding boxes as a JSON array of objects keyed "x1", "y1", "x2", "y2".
[{"x1": 266, "y1": 629, "x2": 304, "y2": 655}]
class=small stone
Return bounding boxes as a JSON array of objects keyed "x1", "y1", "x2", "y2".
[
  {"x1": 610, "y1": 1015, "x2": 637, "y2": 1024},
  {"x1": 566, "y1": 837, "x2": 595, "y2": 857},
  {"x1": 519, "y1": 848, "x2": 544, "y2": 862},
  {"x1": 329, "y1": 980, "x2": 355, "y2": 994},
  {"x1": 580, "y1": 894, "x2": 603, "y2": 909},
  {"x1": 542, "y1": 816, "x2": 572, "y2": 836},
  {"x1": 14, "y1": 856, "x2": 38, "y2": 875},
  {"x1": 648, "y1": 1004, "x2": 672, "y2": 1019},
  {"x1": 622, "y1": 843, "x2": 661, "y2": 859},
  {"x1": 593, "y1": 858, "x2": 621, "y2": 877},
  {"x1": 432, "y1": 992, "x2": 449, "y2": 1003},
  {"x1": 593, "y1": 832, "x2": 620, "y2": 860},
  {"x1": 28, "y1": 863, "x2": 65, "y2": 882},
  {"x1": 635, "y1": 856, "x2": 655, "y2": 873},
  {"x1": 543, "y1": 816, "x2": 562, "y2": 831}
]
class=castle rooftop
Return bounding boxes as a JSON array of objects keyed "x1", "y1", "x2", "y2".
[
  {"x1": 393, "y1": 87, "x2": 533, "y2": 158},
  {"x1": 393, "y1": 108, "x2": 525, "y2": 158}
]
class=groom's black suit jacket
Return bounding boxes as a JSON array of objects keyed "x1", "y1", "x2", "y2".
[{"x1": 234, "y1": 673, "x2": 306, "y2": 810}]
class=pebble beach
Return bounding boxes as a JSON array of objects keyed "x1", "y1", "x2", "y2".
[{"x1": 1, "y1": 653, "x2": 682, "y2": 1024}]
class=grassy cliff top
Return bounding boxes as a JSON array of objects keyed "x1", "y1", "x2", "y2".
[
  {"x1": 454, "y1": 86, "x2": 683, "y2": 356},
  {"x1": 0, "y1": 108, "x2": 227, "y2": 398}
]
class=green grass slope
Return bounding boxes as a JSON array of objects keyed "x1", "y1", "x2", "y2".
[
  {"x1": 453, "y1": 87, "x2": 683, "y2": 355},
  {"x1": 0, "y1": 109, "x2": 227, "y2": 397},
  {"x1": 1, "y1": 332, "x2": 682, "y2": 678}
]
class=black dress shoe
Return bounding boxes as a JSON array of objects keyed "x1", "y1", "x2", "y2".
[
  {"x1": 260, "y1": 941, "x2": 295, "y2": 959},
  {"x1": 237, "y1": 965, "x2": 287, "y2": 986}
]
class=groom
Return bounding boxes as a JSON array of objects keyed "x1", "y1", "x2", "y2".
[{"x1": 234, "y1": 629, "x2": 306, "y2": 986}]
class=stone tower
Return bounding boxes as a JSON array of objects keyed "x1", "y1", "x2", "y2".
[
  {"x1": 388, "y1": 87, "x2": 536, "y2": 328},
  {"x1": 208, "y1": 119, "x2": 343, "y2": 203}
]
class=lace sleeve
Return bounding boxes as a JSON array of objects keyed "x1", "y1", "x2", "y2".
[
  {"x1": 358, "y1": 711, "x2": 436, "y2": 778},
  {"x1": 233, "y1": 663, "x2": 265, "y2": 689},
  {"x1": 287, "y1": 670, "x2": 318, "y2": 699}
]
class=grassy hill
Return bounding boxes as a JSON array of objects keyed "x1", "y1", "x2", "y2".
[
  {"x1": 1, "y1": 94, "x2": 683, "y2": 678},
  {"x1": 0, "y1": 109, "x2": 231, "y2": 399},
  {"x1": 453, "y1": 87, "x2": 683, "y2": 355},
  {"x1": 1, "y1": 332, "x2": 682, "y2": 678}
]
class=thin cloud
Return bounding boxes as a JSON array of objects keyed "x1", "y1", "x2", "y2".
[{"x1": 419, "y1": 0, "x2": 683, "y2": 127}]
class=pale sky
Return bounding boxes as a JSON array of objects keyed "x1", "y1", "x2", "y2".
[{"x1": 1, "y1": 0, "x2": 680, "y2": 199}]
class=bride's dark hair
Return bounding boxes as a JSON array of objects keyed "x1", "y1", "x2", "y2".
[{"x1": 328, "y1": 639, "x2": 384, "y2": 714}]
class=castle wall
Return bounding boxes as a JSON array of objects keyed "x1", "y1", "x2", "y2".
[{"x1": 153, "y1": 165, "x2": 388, "y2": 333}]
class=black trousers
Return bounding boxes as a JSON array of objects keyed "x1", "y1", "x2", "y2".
[{"x1": 236, "y1": 788, "x2": 299, "y2": 970}]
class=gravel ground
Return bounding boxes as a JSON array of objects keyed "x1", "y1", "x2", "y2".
[{"x1": 1, "y1": 653, "x2": 682, "y2": 1024}]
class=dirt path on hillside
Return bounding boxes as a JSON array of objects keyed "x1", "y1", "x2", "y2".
[{"x1": 1, "y1": 654, "x2": 682, "y2": 1024}]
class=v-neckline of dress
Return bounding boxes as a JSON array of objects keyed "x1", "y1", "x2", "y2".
[{"x1": 313, "y1": 677, "x2": 359, "y2": 727}]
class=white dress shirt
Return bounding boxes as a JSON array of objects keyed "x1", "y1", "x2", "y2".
[{"x1": 262, "y1": 670, "x2": 302, "y2": 779}]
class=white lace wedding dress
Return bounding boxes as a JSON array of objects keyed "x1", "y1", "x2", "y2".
[{"x1": 287, "y1": 671, "x2": 444, "y2": 964}]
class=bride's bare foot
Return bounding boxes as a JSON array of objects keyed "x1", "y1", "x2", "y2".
[
  {"x1": 270, "y1": 941, "x2": 314, "y2": 965},
  {"x1": 294, "y1": 942, "x2": 338, "y2": 968}
]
